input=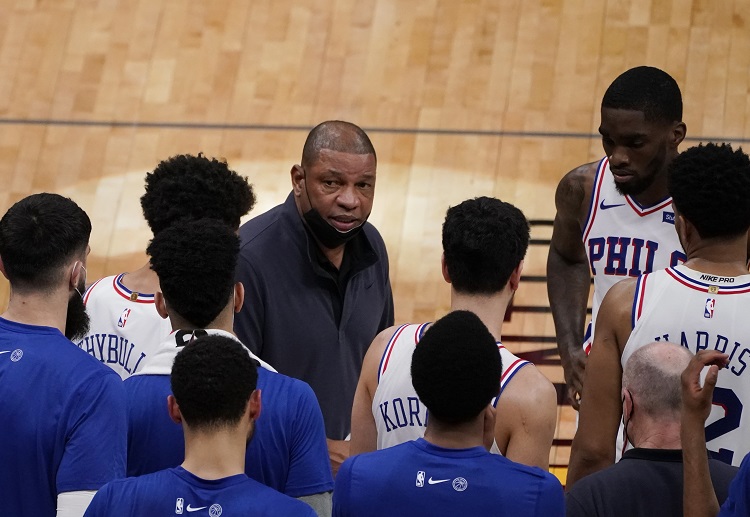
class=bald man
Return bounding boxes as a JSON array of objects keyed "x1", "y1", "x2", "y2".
[
  {"x1": 567, "y1": 342, "x2": 738, "y2": 517},
  {"x1": 234, "y1": 121, "x2": 394, "y2": 470}
]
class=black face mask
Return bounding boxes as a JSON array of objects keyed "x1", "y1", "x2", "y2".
[
  {"x1": 301, "y1": 170, "x2": 367, "y2": 249},
  {"x1": 302, "y1": 207, "x2": 364, "y2": 249}
]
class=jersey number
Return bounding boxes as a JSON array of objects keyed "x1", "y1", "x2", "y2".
[{"x1": 705, "y1": 387, "x2": 743, "y2": 464}]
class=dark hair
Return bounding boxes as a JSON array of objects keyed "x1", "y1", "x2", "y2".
[
  {"x1": 442, "y1": 197, "x2": 529, "y2": 294},
  {"x1": 602, "y1": 66, "x2": 682, "y2": 123},
  {"x1": 668, "y1": 143, "x2": 750, "y2": 239},
  {"x1": 301, "y1": 120, "x2": 376, "y2": 169},
  {"x1": 171, "y1": 334, "x2": 258, "y2": 430},
  {"x1": 140, "y1": 154, "x2": 255, "y2": 235},
  {"x1": 411, "y1": 310, "x2": 501, "y2": 425},
  {"x1": 0, "y1": 193, "x2": 91, "y2": 292},
  {"x1": 147, "y1": 218, "x2": 240, "y2": 327}
]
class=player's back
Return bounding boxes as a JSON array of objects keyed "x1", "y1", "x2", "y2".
[
  {"x1": 0, "y1": 317, "x2": 126, "y2": 516},
  {"x1": 334, "y1": 438, "x2": 563, "y2": 517},
  {"x1": 373, "y1": 323, "x2": 529, "y2": 450},
  {"x1": 83, "y1": 467, "x2": 316, "y2": 517},
  {"x1": 126, "y1": 365, "x2": 333, "y2": 496},
  {"x1": 78, "y1": 274, "x2": 173, "y2": 379},
  {"x1": 624, "y1": 265, "x2": 750, "y2": 466}
]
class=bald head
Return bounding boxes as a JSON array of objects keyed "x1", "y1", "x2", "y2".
[
  {"x1": 301, "y1": 120, "x2": 376, "y2": 169},
  {"x1": 623, "y1": 342, "x2": 693, "y2": 419}
]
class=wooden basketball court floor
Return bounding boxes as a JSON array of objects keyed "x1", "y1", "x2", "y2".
[{"x1": 1, "y1": 0, "x2": 750, "y2": 484}]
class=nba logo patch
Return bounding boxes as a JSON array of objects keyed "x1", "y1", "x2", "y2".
[
  {"x1": 175, "y1": 498, "x2": 184, "y2": 514},
  {"x1": 416, "y1": 470, "x2": 425, "y2": 487},
  {"x1": 117, "y1": 308, "x2": 131, "y2": 328},
  {"x1": 704, "y1": 298, "x2": 715, "y2": 319}
]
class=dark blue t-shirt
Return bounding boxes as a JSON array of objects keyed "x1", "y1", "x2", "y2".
[
  {"x1": 720, "y1": 452, "x2": 750, "y2": 516},
  {"x1": 126, "y1": 367, "x2": 333, "y2": 497},
  {"x1": 84, "y1": 466, "x2": 316, "y2": 516},
  {"x1": 0, "y1": 317, "x2": 127, "y2": 516},
  {"x1": 334, "y1": 438, "x2": 564, "y2": 517}
]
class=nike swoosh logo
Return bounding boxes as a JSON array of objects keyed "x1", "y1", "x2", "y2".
[
  {"x1": 427, "y1": 477, "x2": 450, "y2": 484},
  {"x1": 0, "y1": 351, "x2": 10, "y2": 355},
  {"x1": 187, "y1": 505, "x2": 207, "y2": 512},
  {"x1": 599, "y1": 200, "x2": 625, "y2": 210}
]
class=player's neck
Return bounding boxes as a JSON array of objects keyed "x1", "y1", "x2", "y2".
[
  {"x1": 630, "y1": 418, "x2": 682, "y2": 450},
  {"x1": 629, "y1": 167, "x2": 670, "y2": 208},
  {"x1": 181, "y1": 427, "x2": 248, "y2": 480},
  {"x1": 450, "y1": 291, "x2": 510, "y2": 341},
  {"x1": 423, "y1": 418, "x2": 485, "y2": 450},
  {"x1": 120, "y1": 262, "x2": 160, "y2": 294},
  {"x1": 682, "y1": 236, "x2": 749, "y2": 276},
  {"x1": 2, "y1": 287, "x2": 69, "y2": 333}
]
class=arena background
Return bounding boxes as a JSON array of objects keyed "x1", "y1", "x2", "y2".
[{"x1": 1, "y1": 0, "x2": 749, "y2": 483}]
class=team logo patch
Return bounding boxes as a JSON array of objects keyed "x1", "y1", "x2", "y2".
[
  {"x1": 452, "y1": 477, "x2": 468, "y2": 492},
  {"x1": 209, "y1": 504, "x2": 223, "y2": 517},
  {"x1": 663, "y1": 211, "x2": 675, "y2": 224},
  {"x1": 10, "y1": 349, "x2": 22, "y2": 362},
  {"x1": 704, "y1": 298, "x2": 715, "y2": 319},
  {"x1": 117, "y1": 308, "x2": 131, "y2": 328},
  {"x1": 416, "y1": 471, "x2": 425, "y2": 487}
]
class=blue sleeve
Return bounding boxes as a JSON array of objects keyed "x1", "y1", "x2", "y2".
[
  {"x1": 534, "y1": 473, "x2": 565, "y2": 517},
  {"x1": 234, "y1": 253, "x2": 265, "y2": 355},
  {"x1": 82, "y1": 484, "x2": 111, "y2": 517},
  {"x1": 57, "y1": 371, "x2": 127, "y2": 492},
  {"x1": 286, "y1": 381, "x2": 335, "y2": 497},
  {"x1": 332, "y1": 457, "x2": 354, "y2": 517},
  {"x1": 719, "y1": 452, "x2": 750, "y2": 517}
]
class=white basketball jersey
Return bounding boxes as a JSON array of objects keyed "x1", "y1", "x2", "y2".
[
  {"x1": 372, "y1": 323, "x2": 530, "y2": 450},
  {"x1": 582, "y1": 157, "x2": 685, "y2": 353},
  {"x1": 76, "y1": 274, "x2": 173, "y2": 379},
  {"x1": 623, "y1": 265, "x2": 750, "y2": 466}
]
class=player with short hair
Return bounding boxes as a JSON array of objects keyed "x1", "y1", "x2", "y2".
[
  {"x1": 0, "y1": 193, "x2": 126, "y2": 517},
  {"x1": 566, "y1": 343, "x2": 738, "y2": 516},
  {"x1": 78, "y1": 153, "x2": 255, "y2": 378},
  {"x1": 125, "y1": 218, "x2": 333, "y2": 515},
  {"x1": 234, "y1": 120, "x2": 394, "y2": 471},
  {"x1": 548, "y1": 66, "x2": 687, "y2": 409},
  {"x1": 334, "y1": 311, "x2": 564, "y2": 516},
  {"x1": 568, "y1": 143, "x2": 750, "y2": 487},
  {"x1": 351, "y1": 196, "x2": 557, "y2": 469},
  {"x1": 84, "y1": 335, "x2": 316, "y2": 516}
]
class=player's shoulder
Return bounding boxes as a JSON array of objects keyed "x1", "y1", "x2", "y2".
[
  {"x1": 259, "y1": 367, "x2": 316, "y2": 400},
  {"x1": 83, "y1": 274, "x2": 117, "y2": 299},
  {"x1": 604, "y1": 276, "x2": 639, "y2": 303},
  {"x1": 502, "y1": 361, "x2": 556, "y2": 405},
  {"x1": 238, "y1": 202, "x2": 286, "y2": 247},
  {"x1": 554, "y1": 160, "x2": 600, "y2": 214}
]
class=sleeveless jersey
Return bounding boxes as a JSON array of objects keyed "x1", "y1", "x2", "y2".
[
  {"x1": 373, "y1": 323, "x2": 530, "y2": 450},
  {"x1": 582, "y1": 157, "x2": 686, "y2": 353},
  {"x1": 77, "y1": 274, "x2": 173, "y2": 379},
  {"x1": 623, "y1": 265, "x2": 750, "y2": 466}
]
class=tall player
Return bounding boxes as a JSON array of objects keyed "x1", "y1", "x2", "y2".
[
  {"x1": 0, "y1": 194, "x2": 126, "y2": 517},
  {"x1": 84, "y1": 335, "x2": 316, "y2": 517},
  {"x1": 126, "y1": 218, "x2": 333, "y2": 515},
  {"x1": 335, "y1": 311, "x2": 564, "y2": 516},
  {"x1": 547, "y1": 66, "x2": 687, "y2": 409},
  {"x1": 78, "y1": 154, "x2": 255, "y2": 378},
  {"x1": 567, "y1": 143, "x2": 750, "y2": 487},
  {"x1": 350, "y1": 197, "x2": 557, "y2": 469}
]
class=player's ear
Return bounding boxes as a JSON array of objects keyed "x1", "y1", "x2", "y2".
[
  {"x1": 670, "y1": 121, "x2": 686, "y2": 148},
  {"x1": 167, "y1": 395, "x2": 182, "y2": 424},
  {"x1": 291, "y1": 164, "x2": 305, "y2": 196},
  {"x1": 70, "y1": 260, "x2": 84, "y2": 290},
  {"x1": 509, "y1": 260, "x2": 524, "y2": 292},
  {"x1": 233, "y1": 282, "x2": 245, "y2": 313},
  {"x1": 441, "y1": 253, "x2": 451, "y2": 284},
  {"x1": 154, "y1": 291, "x2": 169, "y2": 319},
  {"x1": 247, "y1": 389, "x2": 262, "y2": 421}
]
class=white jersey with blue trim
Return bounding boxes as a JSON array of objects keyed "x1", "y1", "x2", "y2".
[
  {"x1": 582, "y1": 157, "x2": 685, "y2": 353},
  {"x1": 623, "y1": 265, "x2": 750, "y2": 466},
  {"x1": 77, "y1": 274, "x2": 173, "y2": 379},
  {"x1": 372, "y1": 323, "x2": 530, "y2": 450}
]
